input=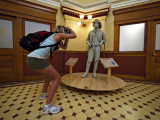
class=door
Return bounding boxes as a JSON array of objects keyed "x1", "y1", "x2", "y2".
[
  {"x1": 0, "y1": 15, "x2": 18, "y2": 82},
  {"x1": 150, "y1": 20, "x2": 160, "y2": 81}
]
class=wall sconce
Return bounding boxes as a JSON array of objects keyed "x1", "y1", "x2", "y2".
[
  {"x1": 79, "y1": 14, "x2": 84, "y2": 19},
  {"x1": 88, "y1": 15, "x2": 92, "y2": 20},
  {"x1": 77, "y1": 14, "x2": 92, "y2": 27},
  {"x1": 77, "y1": 22, "x2": 81, "y2": 26}
]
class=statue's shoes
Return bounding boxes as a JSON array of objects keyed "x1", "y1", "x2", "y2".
[
  {"x1": 81, "y1": 73, "x2": 88, "y2": 78},
  {"x1": 93, "y1": 72, "x2": 96, "y2": 78}
]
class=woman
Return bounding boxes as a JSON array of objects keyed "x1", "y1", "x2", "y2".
[{"x1": 26, "y1": 25, "x2": 77, "y2": 114}]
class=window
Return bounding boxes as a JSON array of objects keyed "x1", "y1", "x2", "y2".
[
  {"x1": 155, "y1": 24, "x2": 160, "y2": 50},
  {"x1": 25, "y1": 21, "x2": 50, "y2": 35},
  {"x1": 0, "y1": 19, "x2": 13, "y2": 48},
  {"x1": 119, "y1": 23, "x2": 145, "y2": 52}
]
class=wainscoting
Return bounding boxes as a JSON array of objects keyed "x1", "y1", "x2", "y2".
[{"x1": 23, "y1": 51, "x2": 146, "y2": 81}]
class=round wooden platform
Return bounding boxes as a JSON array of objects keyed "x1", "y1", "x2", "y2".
[{"x1": 61, "y1": 72, "x2": 126, "y2": 91}]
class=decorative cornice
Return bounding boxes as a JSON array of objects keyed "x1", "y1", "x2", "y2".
[
  {"x1": 61, "y1": 6, "x2": 109, "y2": 19},
  {"x1": 29, "y1": 0, "x2": 155, "y2": 11},
  {"x1": 64, "y1": 0, "x2": 108, "y2": 9},
  {"x1": 34, "y1": 0, "x2": 110, "y2": 11},
  {"x1": 36, "y1": 0, "x2": 60, "y2": 7},
  {"x1": 109, "y1": 0, "x2": 150, "y2": 9},
  {"x1": 64, "y1": 15, "x2": 106, "y2": 21}
]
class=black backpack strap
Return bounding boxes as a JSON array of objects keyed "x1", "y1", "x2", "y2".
[
  {"x1": 38, "y1": 40, "x2": 61, "y2": 48},
  {"x1": 50, "y1": 46, "x2": 53, "y2": 60}
]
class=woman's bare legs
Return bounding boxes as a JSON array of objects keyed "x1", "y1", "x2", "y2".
[
  {"x1": 38, "y1": 65, "x2": 61, "y2": 105},
  {"x1": 42, "y1": 77, "x2": 51, "y2": 93}
]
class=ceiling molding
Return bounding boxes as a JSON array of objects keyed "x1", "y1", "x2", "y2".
[
  {"x1": 36, "y1": 0, "x2": 60, "y2": 7},
  {"x1": 109, "y1": 0, "x2": 150, "y2": 9},
  {"x1": 31, "y1": 0, "x2": 154, "y2": 11},
  {"x1": 64, "y1": 15, "x2": 106, "y2": 21},
  {"x1": 61, "y1": 6, "x2": 109, "y2": 19},
  {"x1": 61, "y1": 3, "x2": 110, "y2": 12},
  {"x1": 64, "y1": 0, "x2": 108, "y2": 9},
  {"x1": 35, "y1": 0, "x2": 110, "y2": 10}
]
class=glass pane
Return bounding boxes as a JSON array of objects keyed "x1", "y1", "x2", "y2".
[
  {"x1": 119, "y1": 23, "x2": 145, "y2": 51},
  {"x1": 0, "y1": 19, "x2": 13, "y2": 48},
  {"x1": 25, "y1": 21, "x2": 50, "y2": 35},
  {"x1": 155, "y1": 24, "x2": 160, "y2": 50}
]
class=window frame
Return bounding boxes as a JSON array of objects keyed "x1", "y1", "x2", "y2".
[{"x1": 114, "y1": 21, "x2": 147, "y2": 56}]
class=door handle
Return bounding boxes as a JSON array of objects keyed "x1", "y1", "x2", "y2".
[{"x1": 152, "y1": 50, "x2": 156, "y2": 56}]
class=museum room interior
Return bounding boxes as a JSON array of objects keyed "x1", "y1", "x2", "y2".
[{"x1": 0, "y1": 0, "x2": 160, "y2": 120}]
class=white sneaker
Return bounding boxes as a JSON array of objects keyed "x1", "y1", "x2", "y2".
[
  {"x1": 42, "y1": 104, "x2": 52, "y2": 114},
  {"x1": 40, "y1": 92, "x2": 48, "y2": 100},
  {"x1": 42, "y1": 104, "x2": 61, "y2": 114},
  {"x1": 49, "y1": 105, "x2": 61, "y2": 114}
]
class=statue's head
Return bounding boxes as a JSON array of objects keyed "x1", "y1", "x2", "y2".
[{"x1": 92, "y1": 19, "x2": 102, "y2": 29}]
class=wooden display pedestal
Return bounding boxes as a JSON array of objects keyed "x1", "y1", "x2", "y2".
[{"x1": 61, "y1": 58, "x2": 126, "y2": 91}]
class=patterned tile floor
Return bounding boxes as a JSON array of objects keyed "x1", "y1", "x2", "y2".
[{"x1": 0, "y1": 80, "x2": 160, "y2": 120}]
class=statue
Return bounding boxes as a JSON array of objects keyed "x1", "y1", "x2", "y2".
[{"x1": 82, "y1": 19, "x2": 106, "y2": 78}]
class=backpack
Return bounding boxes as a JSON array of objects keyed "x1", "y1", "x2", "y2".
[{"x1": 19, "y1": 30, "x2": 61, "y2": 60}]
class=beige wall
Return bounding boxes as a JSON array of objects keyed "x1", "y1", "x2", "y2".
[{"x1": 105, "y1": 8, "x2": 114, "y2": 51}]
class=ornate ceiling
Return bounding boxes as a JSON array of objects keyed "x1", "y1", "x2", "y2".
[
  {"x1": 35, "y1": 0, "x2": 151, "y2": 9},
  {"x1": 30, "y1": 0, "x2": 151, "y2": 19}
]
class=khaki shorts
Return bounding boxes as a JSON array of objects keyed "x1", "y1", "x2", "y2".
[{"x1": 26, "y1": 57, "x2": 50, "y2": 71}]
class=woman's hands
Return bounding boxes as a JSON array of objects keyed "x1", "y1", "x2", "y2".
[{"x1": 59, "y1": 38, "x2": 69, "y2": 49}]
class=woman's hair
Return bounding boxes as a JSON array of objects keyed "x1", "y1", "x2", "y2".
[
  {"x1": 54, "y1": 25, "x2": 66, "y2": 33},
  {"x1": 92, "y1": 19, "x2": 102, "y2": 29}
]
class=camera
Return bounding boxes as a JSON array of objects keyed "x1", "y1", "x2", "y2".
[{"x1": 63, "y1": 27, "x2": 70, "y2": 34}]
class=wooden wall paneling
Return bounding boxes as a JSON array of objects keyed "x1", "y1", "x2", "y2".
[
  {"x1": 24, "y1": 75, "x2": 46, "y2": 81},
  {"x1": 114, "y1": 16, "x2": 160, "y2": 25},
  {"x1": 0, "y1": 9, "x2": 56, "y2": 24},
  {"x1": 0, "y1": 62, "x2": 12, "y2": 68},
  {"x1": 114, "y1": 24, "x2": 119, "y2": 53},
  {"x1": 0, "y1": 49, "x2": 14, "y2": 55},
  {"x1": 0, "y1": 0, "x2": 57, "y2": 21},
  {"x1": 16, "y1": 17, "x2": 24, "y2": 82},
  {"x1": 51, "y1": 23, "x2": 56, "y2": 32},
  {"x1": 156, "y1": 57, "x2": 160, "y2": 63},
  {"x1": 0, "y1": 56, "x2": 12, "y2": 62},
  {"x1": 0, "y1": 68, "x2": 13, "y2": 74},
  {"x1": 113, "y1": 1, "x2": 160, "y2": 81},
  {"x1": 0, "y1": 74, "x2": 17, "y2": 82},
  {"x1": 150, "y1": 20, "x2": 160, "y2": 81},
  {"x1": 113, "y1": 1, "x2": 160, "y2": 22},
  {"x1": 0, "y1": 15, "x2": 18, "y2": 82},
  {"x1": 150, "y1": 21, "x2": 156, "y2": 81},
  {"x1": 13, "y1": 18, "x2": 18, "y2": 75},
  {"x1": 114, "y1": 53, "x2": 146, "y2": 56},
  {"x1": 146, "y1": 21, "x2": 152, "y2": 80},
  {"x1": 0, "y1": 0, "x2": 57, "y2": 82},
  {"x1": 113, "y1": 74, "x2": 145, "y2": 81}
]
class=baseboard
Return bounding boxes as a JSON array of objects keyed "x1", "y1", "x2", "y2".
[
  {"x1": 24, "y1": 75, "x2": 46, "y2": 81},
  {"x1": 24, "y1": 73, "x2": 66, "y2": 81},
  {"x1": 113, "y1": 74, "x2": 145, "y2": 80}
]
